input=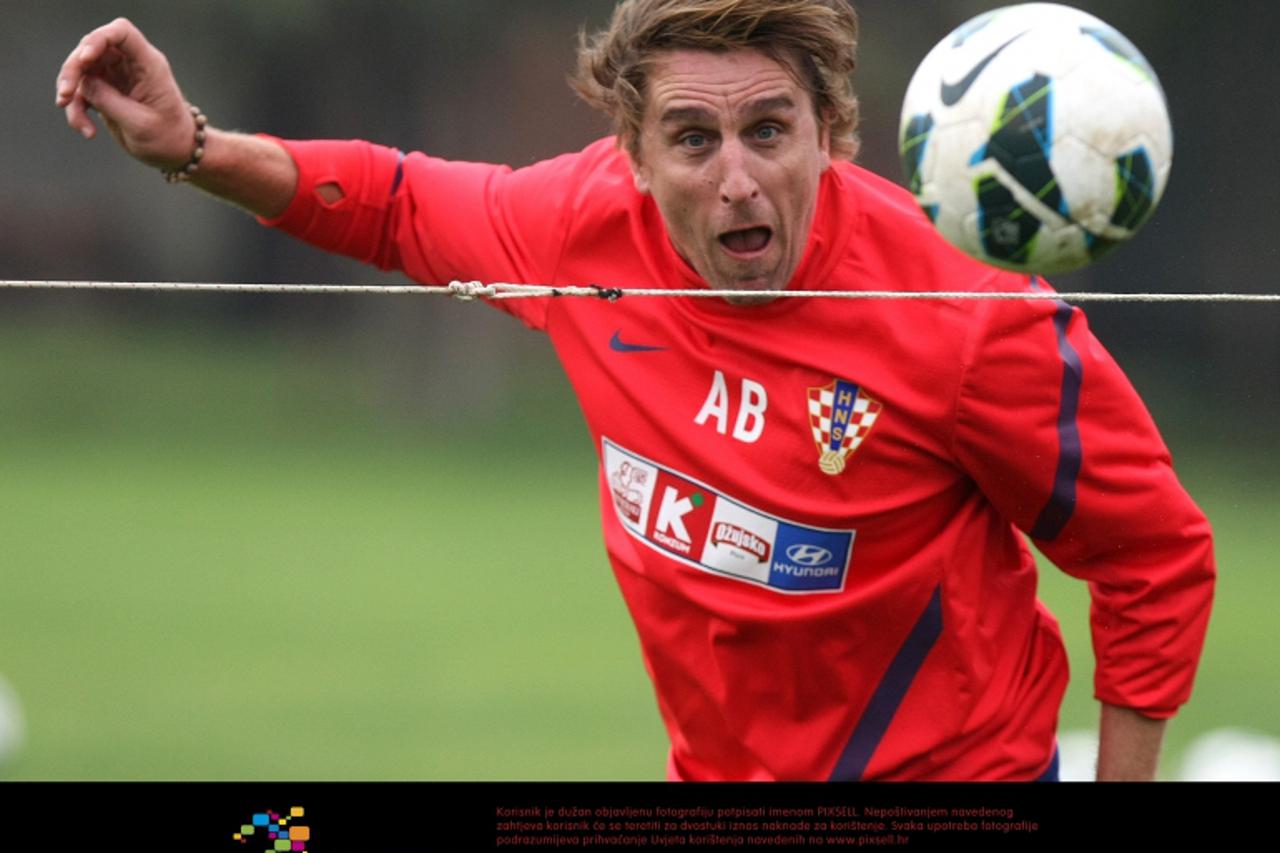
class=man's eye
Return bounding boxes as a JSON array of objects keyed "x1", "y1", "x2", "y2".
[
  {"x1": 680, "y1": 133, "x2": 709, "y2": 150},
  {"x1": 755, "y1": 125, "x2": 781, "y2": 142}
]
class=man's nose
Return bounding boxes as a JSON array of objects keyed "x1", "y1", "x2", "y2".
[{"x1": 718, "y1": 141, "x2": 760, "y2": 205}]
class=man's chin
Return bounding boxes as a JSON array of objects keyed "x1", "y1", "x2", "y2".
[
  {"x1": 721, "y1": 291, "x2": 781, "y2": 306},
  {"x1": 708, "y1": 275, "x2": 786, "y2": 306}
]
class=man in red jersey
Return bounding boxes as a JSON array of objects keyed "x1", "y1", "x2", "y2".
[{"x1": 56, "y1": 1, "x2": 1213, "y2": 781}]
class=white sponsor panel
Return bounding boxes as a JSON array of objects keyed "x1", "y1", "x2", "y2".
[
  {"x1": 604, "y1": 442, "x2": 659, "y2": 532},
  {"x1": 701, "y1": 499, "x2": 778, "y2": 584},
  {"x1": 602, "y1": 437, "x2": 855, "y2": 595}
]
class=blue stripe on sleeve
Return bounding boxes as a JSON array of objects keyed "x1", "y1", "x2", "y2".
[
  {"x1": 390, "y1": 150, "x2": 405, "y2": 196},
  {"x1": 1030, "y1": 299, "x2": 1083, "y2": 541}
]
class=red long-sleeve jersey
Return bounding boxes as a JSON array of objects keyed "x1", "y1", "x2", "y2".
[{"x1": 260, "y1": 136, "x2": 1214, "y2": 780}]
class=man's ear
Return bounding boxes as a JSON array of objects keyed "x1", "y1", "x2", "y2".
[{"x1": 626, "y1": 137, "x2": 651, "y2": 194}]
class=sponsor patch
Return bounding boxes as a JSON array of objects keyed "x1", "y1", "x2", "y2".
[
  {"x1": 603, "y1": 438, "x2": 855, "y2": 594},
  {"x1": 808, "y1": 379, "x2": 883, "y2": 476},
  {"x1": 711, "y1": 522, "x2": 771, "y2": 562}
]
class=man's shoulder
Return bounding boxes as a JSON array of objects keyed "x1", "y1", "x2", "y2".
[
  {"x1": 825, "y1": 158, "x2": 1016, "y2": 294},
  {"x1": 503, "y1": 137, "x2": 640, "y2": 228},
  {"x1": 828, "y1": 159, "x2": 953, "y2": 256},
  {"x1": 518, "y1": 137, "x2": 634, "y2": 192},
  {"x1": 830, "y1": 159, "x2": 922, "y2": 219}
]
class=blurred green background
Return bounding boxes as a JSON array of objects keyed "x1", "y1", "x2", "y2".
[{"x1": 1, "y1": 0, "x2": 1276, "y2": 779}]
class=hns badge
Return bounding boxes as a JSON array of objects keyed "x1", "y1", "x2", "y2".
[{"x1": 808, "y1": 379, "x2": 882, "y2": 476}]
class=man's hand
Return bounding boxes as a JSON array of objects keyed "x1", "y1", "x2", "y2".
[
  {"x1": 1096, "y1": 702, "x2": 1167, "y2": 781},
  {"x1": 55, "y1": 18, "x2": 196, "y2": 170},
  {"x1": 55, "y1": 18, "x2": 298, "y2": 218}
]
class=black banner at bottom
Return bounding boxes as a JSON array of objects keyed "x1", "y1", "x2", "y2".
[{"x1": 0, "y1": 779, "x2": 1259, "y2": 849}]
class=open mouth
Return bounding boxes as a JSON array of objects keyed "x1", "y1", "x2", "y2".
[{"x1": 718, "y1": 226, "x2": 773, "y2": 256}]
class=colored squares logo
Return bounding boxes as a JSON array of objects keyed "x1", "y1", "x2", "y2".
[{"x1": 233, "y1": 807, "x2": 308, "y2": 852}]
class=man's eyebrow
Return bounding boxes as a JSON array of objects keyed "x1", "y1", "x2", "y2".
[
  {"x1": 741, "y1": 95, "x2": 799, "y2": 119},
  {"x1": 658, "y1": 96, "x2": 800, "y2": 128},
  {"x1": 658, "y1": 106, "x2": 715, "y2": 126}
]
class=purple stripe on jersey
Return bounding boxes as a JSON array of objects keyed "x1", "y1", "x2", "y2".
[
  {"x1": 390, "y1": 151, "x2": 406, "y2": 196},
  {"x1": 1030, "y1": 298, "x2": 1083, "y2": 541},
  {"x1": 829, "y1": 585, "x2": 943, "y2": 781}
]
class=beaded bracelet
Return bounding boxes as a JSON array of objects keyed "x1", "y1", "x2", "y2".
[{"x1": 161, "y1": 104, "x2": 208, "y2": 183}]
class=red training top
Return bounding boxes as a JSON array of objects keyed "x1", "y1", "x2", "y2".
[{"x1": 260, "y1": 136, "x2": 1214, "y2": 780}]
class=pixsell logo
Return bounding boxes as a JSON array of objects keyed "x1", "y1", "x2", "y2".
[{"x1": 232, "y1": 807, "x2": 310, "y2": 852}]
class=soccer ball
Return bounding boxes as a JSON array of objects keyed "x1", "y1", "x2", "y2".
[{"x1": 899, "y1": 3, "x2": 1172, "y2": 275}]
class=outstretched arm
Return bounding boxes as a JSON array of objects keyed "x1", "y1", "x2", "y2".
[{"x1": 55, "y1": 17, "x2": 296, "y2": 218}]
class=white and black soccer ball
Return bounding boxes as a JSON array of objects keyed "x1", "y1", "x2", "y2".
[{"x1": 899, "y1": 3, "x2": 1172, "y2": 274}]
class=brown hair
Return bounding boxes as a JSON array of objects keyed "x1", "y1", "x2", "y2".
[{"x1": 572, "y1": 0, "x2": 860, "y2": 160}]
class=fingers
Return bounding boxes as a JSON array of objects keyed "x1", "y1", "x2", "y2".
[
  {"x1": 57, "y1": 41, "x2": 98, "y2": 137},
  {"x1": 56, "y1": 20, "x2": 123, "y2": 105},
  {"x1": 55, "y1": 18, "x2": 157, "y2": 137},
  {"x1": 63, "y1": 90, "x2": 95, "y2": 139},
  {"x1": 80, "y1": 76, "x2": 151, "y2": 134}
]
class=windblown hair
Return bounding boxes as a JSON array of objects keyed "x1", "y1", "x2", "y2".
[{"x1": 572, "y1": 0, "x2": 861, "y2": 160}]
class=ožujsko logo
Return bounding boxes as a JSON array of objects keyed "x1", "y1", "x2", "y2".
[
  {"x1": 711, "y1": 521, "x2": 771, "y2": 562},
  {"x1": 233, "y1": 807, "x2": 310, "y2": 852},
  {"x1": 807, "y1": 379, "x2": 883, "y2": 476}
]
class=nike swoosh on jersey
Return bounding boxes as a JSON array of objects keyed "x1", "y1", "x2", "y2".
[
  {"x1": 609, "y1": 331, "x2": 666, "y2": 353},
  {"x1": 939, "y1": 31, "x2": 1030, "y2": 106}
]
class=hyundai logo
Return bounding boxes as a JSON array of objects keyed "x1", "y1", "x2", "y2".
[{"x1": 785, "y1": 544, "x2": 834, "y2": 566}]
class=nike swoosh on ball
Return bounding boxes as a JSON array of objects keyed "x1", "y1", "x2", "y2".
[{"x1": 940, "y1": 31, "x2": 1030, "y2": 106}]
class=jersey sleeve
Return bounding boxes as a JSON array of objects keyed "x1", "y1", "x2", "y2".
[
  {"x1": 257, "y1": 136, "x2": 579, "y2": 331},
  {"x1": 952, "y1": 280, "x2": 1215, "y2": 719}
]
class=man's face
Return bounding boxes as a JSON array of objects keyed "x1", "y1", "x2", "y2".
[{"x1": 629, "y1": 49, "x2": 832, "y2": 300}]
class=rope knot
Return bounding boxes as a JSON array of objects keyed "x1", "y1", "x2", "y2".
[
  {"x1": 590, "y1": 285, "x2": 624, "y2": 302},
  {"x1": 448, "y1": 280, "x2": 496, "y2": 301}
]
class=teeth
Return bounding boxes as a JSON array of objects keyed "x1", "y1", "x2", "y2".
[{"x1": 721, "y1": 227, "x2": 771, "y2": 254}]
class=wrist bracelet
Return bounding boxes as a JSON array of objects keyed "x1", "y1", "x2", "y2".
[{"x1": 162, "y1": 104, "x2": 208, "y2": 183}]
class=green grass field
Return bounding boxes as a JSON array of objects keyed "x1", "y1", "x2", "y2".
[{"x1": 0, "y1": 320, "x2": 1274, "y2": 779}]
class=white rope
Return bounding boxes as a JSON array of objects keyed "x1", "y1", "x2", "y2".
[
  {"x1": 0, "y1": 280, "x2": 447, "y2": 296},
  {"x1": 2, "y1": 279, "x2": 1279, "y2": 303}
]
